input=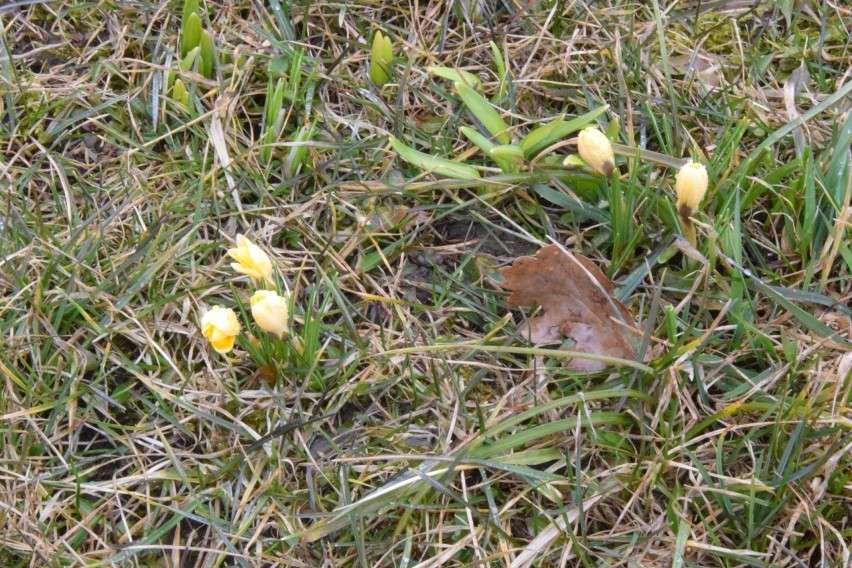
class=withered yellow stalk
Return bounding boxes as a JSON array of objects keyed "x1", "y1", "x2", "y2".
[{"x1": 675, "y1": 161, "x2": 709, "y2": 246}]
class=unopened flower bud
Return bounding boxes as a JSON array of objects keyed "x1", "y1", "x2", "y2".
[
  {"x1": 370, "y1": 31, "x2": 394, "y2": 87},
  {"x1": 675, "y1": 161, "x2": 708, "y2": 215},
  {"x1": 577, "y1": 127, "x2": 615, "y2": 177},
  {"x1": 250, "y1": 290, "x2": 289, "y2": 339}
]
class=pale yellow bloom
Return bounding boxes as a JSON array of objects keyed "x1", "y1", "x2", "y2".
[
  {"x1": 250, "y1": 290, "x2": 289, "y2": 339},
  {"x1": 201, "y1": 306, "x2": 241, "y2": 354},
  {"x1": 227, "y1": 234, "x2": 274, "y2": 284},
  {"x1": 675, "y1": 161, "x2": 709, "y2": 212},
  {"x1": 577, "y1": 127, "x2": 615, "y2": 176}
]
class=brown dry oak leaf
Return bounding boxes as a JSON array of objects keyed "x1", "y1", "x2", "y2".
[{"x1": 500, "y1": 244, "x2": 638, "y2": 372}]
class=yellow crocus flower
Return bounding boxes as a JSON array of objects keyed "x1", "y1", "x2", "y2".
[
  {"x1": 675, "y1": 161, "x2": 709, "y2": 213},
  {"x1": 674, "y1": 161, "x2": 709, "y2": 246},
  {"x1": 227, "y1": 234, "x2": 274, "y2": 285},
  {"x1": 250, "y1": 290, "x2": 289, "y2": 339},
  {"x1": 577, "y1": 127, "x2": 615, "y2": 177},
  {"x1": 201, "y1": 306, "x2": 241, "y2": 354}
]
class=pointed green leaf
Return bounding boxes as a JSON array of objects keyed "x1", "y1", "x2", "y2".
[
  {"x1": 280, "y1": 49, "x2": 304, "y2": 103},
  {"x1": 285, "y1": 122, "x2": 317, "y2": 179},
  {"x1": 182, "y1": 0, "x2": 200, "y2": 25},
  {"x1": 490, "y1": 144, "x2": 524, "y2": 165},
  {"x1": 562, "y1": 154, "x2": 586, "y2": 167},
  {"x1": 460, "y1": 126, "x2": 514, "y2": 172},
  {"x1": 199, "y1": 29, "x2": 215, "y2": 78},
  {"x1": 454, "y1": 81, "x2": 510, "y2": 144},
  {"x1": 490, "y1": 41, "x2": 508, "y2": 101},
  {"x1": 180, "y1": 46, "x2": 199, "y2": 72},
  {"x1": 181, "y1": 12, "x2": 202, "y2": 57},
  {"x1": 261, "y1": 79, "x2": 287, "y2": 164},
  {"x1": 490, "y1": 41, "x2": 505, "y2": 83},
  {"x1": 519, "y1": 115, "x2": 565, "y2": 157},
  {"x1": 266, "y1": 79, "x2": 285, "y2": 128},
  {"x1": 520, "y1": 105, "x2": 609, "y2": 158},
  {"x1": 426, "y1": 67, "x2": 481, "y2": 90},
  {"x1": 605, "y1": 117, "x2": 620, "y2": 141},
  {"x1": 389, "y1": 136, "x2": 480, "y2": 180},
  {"x1": 172, "y1": 79, "x2": 189, "y2": 110},
  {"x1": 370, "y1": 31, "x2": 393, "y2": 86},
  {"x1": 800, "y1": 148, "x2": 815, "y2": 256}
]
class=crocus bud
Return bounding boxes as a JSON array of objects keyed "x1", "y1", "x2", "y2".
[
  {"x1": 370, "y1": 31, "x2": 393, "y2": 87},
  {"x1": 227, "y1": 234, "x2": 274, "y2": 285},
  {"x1": 675, "y1": 161, "x2": 709, "y2": 214},
  {"x1": 201, "y1": 306, "x2": 241, "y2": 354},
  {"x1": 250, "y1": 290, "x2": 289, "y2": 339},
  {"x1": 172, "y1": 79, "x2": 190, "y2": 110},
  {"x1": 577, "y1": 127, "x2": 615, "y2": 177}
]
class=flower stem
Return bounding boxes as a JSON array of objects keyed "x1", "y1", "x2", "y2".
[{"x1": 679, "y1": 207, "x2": 697, "y2": 247}]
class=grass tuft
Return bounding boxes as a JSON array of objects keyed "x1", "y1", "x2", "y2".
[{"x1": 1, "y1": 1, "x2": 851, "y2": 566}]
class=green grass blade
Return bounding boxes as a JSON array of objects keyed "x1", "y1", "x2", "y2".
[
  {"x1": 520, "y1": 106, "x2": 609, "y2": 158},
  {"x1": 427, "y1": 66, "x2": 481, "y2": 89},
  {"x1": 389, "y1": 136, "x2": 481, "y2": 180},
  {"x1": 454, "y1": 81, "x2": 510, "y2": 144}
]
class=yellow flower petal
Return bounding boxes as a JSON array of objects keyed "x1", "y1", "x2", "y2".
[
  {"x1": 201, "y1": 306, "x2": 241, "y2": 354},
  {"x1": 227, "y1": 234, "x2": 274, "y2": 284},
  {"x1": 211, "y1": 334, "x2": 236, "y2": 353}
]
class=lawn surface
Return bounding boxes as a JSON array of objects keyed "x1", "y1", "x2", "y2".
[{"x1": 1, "y1": 0, "x2": 851, "y2": 566}]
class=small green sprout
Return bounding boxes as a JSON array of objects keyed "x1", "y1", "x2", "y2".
[{"x1": 370, "y1": 31, "x2": 394, "y2": 87}]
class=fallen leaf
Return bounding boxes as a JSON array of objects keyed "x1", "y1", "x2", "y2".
[
  {"x1": 669, "y1": 50, "x2": 726, "y2": 89},
  {"x1": 500, "y1": 244, "x2": 637, "y2": 371}
]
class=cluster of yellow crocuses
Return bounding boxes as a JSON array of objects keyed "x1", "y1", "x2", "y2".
[
  {"x1": 200, "y1": 235, "x2": 290, "y2": 354},
  {"x1": 576, "y1": 126, "x2": 709, "y2": 245}
]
